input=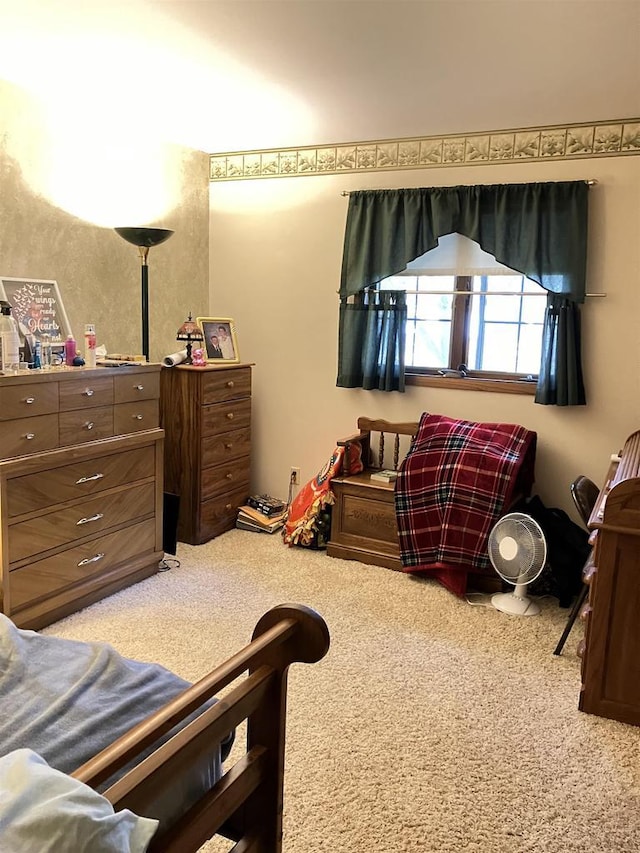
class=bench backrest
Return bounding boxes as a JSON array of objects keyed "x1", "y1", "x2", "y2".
[{"x1": 356, "y1": 417, "x2": 419, "y2": 472}]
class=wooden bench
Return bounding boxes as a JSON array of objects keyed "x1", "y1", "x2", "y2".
[
  {"x1": 327, "y1": 417, "x2": 418, "y2": 572},
  {"x1": 326, "y1": 416, "x2": 502, "y2": 592}
]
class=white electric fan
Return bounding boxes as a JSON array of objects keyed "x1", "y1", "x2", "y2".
[{"x1": 487, "y1": 512, "x2": 547, "y2": 616}]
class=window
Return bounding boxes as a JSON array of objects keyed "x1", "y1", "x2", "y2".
[
  {"x1": 383, "y1": 273, "x2": 545, "y2": 379},
  {"x1": 380, "y1": 234, "x2": 546, "y2": 384}
]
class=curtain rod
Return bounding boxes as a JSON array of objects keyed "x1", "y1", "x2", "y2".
[
  {"x1": 402, "y1": 288, "x2": 605, "y2": 298},
  {"x1": 341, "y1": 180, "x2": 597, "y2": 196}
]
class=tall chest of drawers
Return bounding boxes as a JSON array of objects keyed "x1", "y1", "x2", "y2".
[
  {"x1": 0, "y1": 366, "x2": 164, "y2": 630},
  {"x1": 160, "y1": 364, "x2": 251, "y2": 545}
]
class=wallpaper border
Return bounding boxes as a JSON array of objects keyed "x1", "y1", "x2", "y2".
[{"x1": 210, "y1": 118, "x2": 640, "y2": 182}]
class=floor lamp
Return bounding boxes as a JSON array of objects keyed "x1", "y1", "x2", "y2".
[{"x1": 114, "y1": 227, "x2": 174, "y2": 361}]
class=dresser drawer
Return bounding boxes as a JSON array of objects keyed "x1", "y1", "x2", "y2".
[
  {"x1": 199, "y1": 485, "x2": 250, "y2": 542},
  {"x1": 59, "y1": 376, "x2": 114, "y2": 410},
  {"x1": 0, "y1": 382, "x2": 58, "y2": 420},
  {"x1": 9, "y1": 518, "x2": 157, "y2": 612},
  {"x1": 201, "y1": 399, "x2": 251, "y2": 436},
  {"x1": 0, "y1": 414, "x2": 59, "y2": 459},
  {"x1": 59, "y1": 405, "x2": 114, "y2": 446},
  {"x1": 114, "y1": 372, "x2": 160, "y2": 403},
  {"x1": 202, "y1": 427, "x2": 251, "y2": 468},
  {"x1": 202, "y1": 368, "x2": 251, "y2": 404},
  {"x1": 114, "y1": 400, "x2": 159, "y2": 434},
  {"x1": 8, "y1": 481, "x2": 156, "y2": 564},
  {"x1": 201, "y1": 457, "x2": 251, "y2": 500},
  {"x1": 6, "y1": 444, "x2": 156, "y2": 517}
]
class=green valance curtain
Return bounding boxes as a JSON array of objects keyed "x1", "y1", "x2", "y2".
[{"x1": 337, "y1": 181, "x2": 589, "y2": 404}]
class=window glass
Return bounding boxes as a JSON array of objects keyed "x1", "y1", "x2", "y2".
[{"x1": 380, "y1": 268, "x2": 545, "y2": 378}]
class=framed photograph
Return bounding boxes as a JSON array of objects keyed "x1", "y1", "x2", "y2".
[
  {"x1": 197, "y1": 317, "x2": 239, "y2": 364},
  {"x1": 0, "y1": 277, "x2": 73, "y2": 346}
]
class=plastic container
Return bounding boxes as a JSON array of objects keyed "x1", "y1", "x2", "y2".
[
  {"x1": 84, "y1": 324, "x2": 96, "y2": 369},
  {"x1": 0, "y1": 300, "x2": 20, "y2": 374},
  {"x1": 64, "y1": 334, "x2": 77, "y2": 366},
  {"x1": 41, "y1": 334, "x2": 52, "y2": 369}
]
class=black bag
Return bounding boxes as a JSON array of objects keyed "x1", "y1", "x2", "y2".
[{"x1": 519, "y1": 494, "x2": 590, "y2": 607}]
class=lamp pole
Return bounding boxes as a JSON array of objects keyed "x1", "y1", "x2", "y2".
[{"x1": 139, "y1": 246, "x2": 150, "y2": 361}]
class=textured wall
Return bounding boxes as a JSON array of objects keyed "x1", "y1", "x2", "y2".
[{"x1": 0, "y1": 80, "x2": 209, "y2": 363}]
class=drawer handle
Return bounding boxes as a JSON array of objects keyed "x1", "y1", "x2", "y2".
[
  {"x1": 84, "y1": 421, "x2": 95, "y2": 430},
  {"x1": 78, "y1": 552, "x2": 105, "y2": 567},
  {"x1": 226, "y1": 380, "x2": 234, "y2": 388},
  {"x1": 135, "y1": 384, "x2": 144, "y2": 391},
  {"x1": 134, "y1": 414, "x2": 144, "y2": 420},
  {"x1": 25, "y1": 397, "x2": 36, "y2": 405},
  {"x1": 226, "y1": 412, "x2": 234, "y2": 420},
  {"x1": 83, "y1": 388, "x2": 95, "y2": 397},
  {"x1": 225, "y1": 503, "x2": 232, "y2": 511},
  {"x1": 226, "y1": 472, "x2": 233, "y2": 480},
  {"x1": 225, "y1": 442, "x2": 233, "y2": 449},
  {"x1": 76, "y1": 473, "x2": 104, "y2": 484},
  {"x1": 24, "y1": 432, "x2": 35, "y2": 440},
  {"x1": 77, "y1": 512, "x2": 104, "y2": 526}
]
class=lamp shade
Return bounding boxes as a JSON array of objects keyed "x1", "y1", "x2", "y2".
[{"x1": 114, "y1": 227, "x2": 174, "y2": 248}]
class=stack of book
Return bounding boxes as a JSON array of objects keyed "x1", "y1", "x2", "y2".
[{"x1": 236, "y1": 495, "x2": 288, "y2": 534}]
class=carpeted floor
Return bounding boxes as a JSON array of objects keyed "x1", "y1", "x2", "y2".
[{"x1": 43, "y1": 531, "x2": 640, "y2": 853}]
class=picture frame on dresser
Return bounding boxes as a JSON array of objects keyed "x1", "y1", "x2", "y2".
[
  {"x1": 197, "y1": 317, "x2": 239, "y2": 363},
  {"x1": 0, "y1": 277, "x2": 73, "y2": 346}
]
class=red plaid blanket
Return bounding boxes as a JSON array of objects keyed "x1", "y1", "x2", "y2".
[{"x1": 395, "y1": 413, "x2": 537, "y2": 596}]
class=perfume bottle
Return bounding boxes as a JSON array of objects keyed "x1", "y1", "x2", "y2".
[
  {"x1": 84, "y1": 324, "x2": 96, "y2": 369},
  {"x1": 64, "y1": 334, "x2": 76, "y2": 366}
]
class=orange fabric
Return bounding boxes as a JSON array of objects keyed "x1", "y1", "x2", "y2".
[{"x1": 283, "y1": 443, "x2": 363, "y2": 547}]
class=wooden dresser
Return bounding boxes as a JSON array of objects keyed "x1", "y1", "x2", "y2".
[
  {"x1": 579, "y1": 430, "x2": 640, "y2": 726},
  {"x1": 159, "y1": 363, "x2": 251, "y2": 545},
  {"x1": 0, "y1": 365, "x2": 164, "y2": 630}
]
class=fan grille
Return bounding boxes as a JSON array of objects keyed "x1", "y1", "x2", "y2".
[{"x1": 488, "y1": 512, "x2": 547, "y2": 584}]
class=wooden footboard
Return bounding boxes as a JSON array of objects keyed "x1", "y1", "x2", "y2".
[{"x1": 71, "y1": 604, "x2": 330, "y2": 853}]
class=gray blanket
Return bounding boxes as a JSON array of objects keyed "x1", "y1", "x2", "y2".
[{"x1": 0, "y1": 614, "x2": 221, "y2": 828}]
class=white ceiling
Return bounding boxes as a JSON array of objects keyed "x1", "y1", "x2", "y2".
[{"x1": 2, "y1": 0, "x2": 640, "y2": 154}]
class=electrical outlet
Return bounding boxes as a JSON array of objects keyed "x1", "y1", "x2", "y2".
[{"x1": 290, "y1": 467, "x2": 301, "y2": 486}]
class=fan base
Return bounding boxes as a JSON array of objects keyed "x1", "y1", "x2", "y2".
[{"x1": 491, "y1": 591, "x2": 540, "y2": 617}]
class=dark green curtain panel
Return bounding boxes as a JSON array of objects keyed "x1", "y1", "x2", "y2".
[
  {"x1": 535, "y1": 295, "x2": 586, "y2": 406},
  {"x1": 337, "y1": 290, "x2": 407, "y2": 391},
  {"x1": 337, "y1": 181, "x2": 589, "y2": 403}
]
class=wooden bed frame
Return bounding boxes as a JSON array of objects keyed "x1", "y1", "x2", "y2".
[{"x1": 71, "y1": 603, "x2": 330, "y2": 853}]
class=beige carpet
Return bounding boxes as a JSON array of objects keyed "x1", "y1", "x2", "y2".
[{"x1": 43, "y1": 531, "x2": 640, "y2": 853}]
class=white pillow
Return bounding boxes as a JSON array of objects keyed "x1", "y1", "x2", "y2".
[{"x1": 0, "y1": 749, "x2": 158, "y2": 852}]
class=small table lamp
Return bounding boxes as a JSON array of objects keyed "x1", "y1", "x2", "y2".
[{"x1": 176, "y1": 313, "x2": 204, "y2": 365}]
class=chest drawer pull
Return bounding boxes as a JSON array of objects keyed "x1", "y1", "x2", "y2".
[
  {"x1": 77, "y1": 552, "x2": 105, "y2": 567},
  {"x1": 226, "y1": 380, "x2": 235, "y2": 388},
  {"x1": 225, "y1": 472, "x2": 233, "y2": 479},
  {"x1": 76, "y1": 512, "x2": 104, "y2": 526},
  {"x1": 225, "y1": 442, "x2": 233, "y2": 449},
  {"x1": 83, "y1": 388, "x2": 95, "y2": 397},
  {"x1": 135, "y1": 384, "x2": 144, "y2": 391},
  {"x1": 25, "y1": 397, "x2": 36, "y2": 404},
  {"x1": 226, "y1": 412, "x2": 234, "y2": 420},
  {"x1": 84, "y1": 421, "x2": 95, "y2": 430},
  {"x1": 76, "y1": 473, "x2": 104, "y2": 484},
  {"x1": 134, "y1": 414, "x2": 144, "y2": 420},
  {"x1": 24, "y1": 432, "x2": 35, "y2": 440}
]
